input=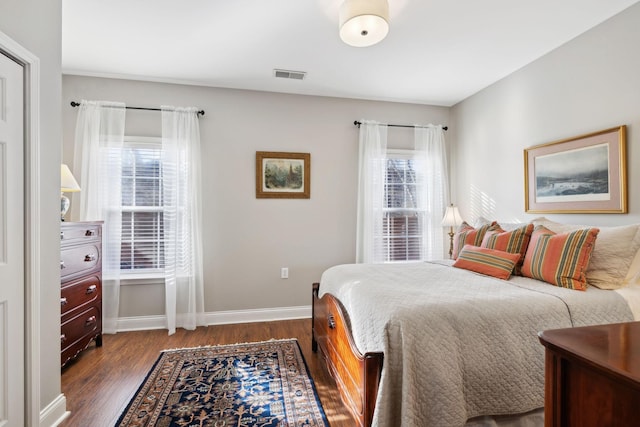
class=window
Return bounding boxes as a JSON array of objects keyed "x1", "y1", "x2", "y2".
[
  {"x1": 119, "y1": 137, "x2": 165, "y2": 273},
  {"x1": 356, "y1": 123, "x2": 447, "y2": 264},
  {"x1": 382, "y1": 151, "x2": 424, "y2": 262}
]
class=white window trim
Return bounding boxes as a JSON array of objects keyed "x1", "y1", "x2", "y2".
[
  {"x1": 387, "y1": 148, "x2": 415, "y2": 157},
  {"x1": 121, "y1": 274, "x2": 165, "y2": 285},
  {"x1": 124, "y1": 135, "x2": 161, "y2": 145},
  {"x1": 103, "y1": 271, "x2": 165, "y2": 285}
]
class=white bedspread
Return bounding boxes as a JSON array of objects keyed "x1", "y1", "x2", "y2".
[{"x1": 319, "y1": 261, "x2": 634, "y2": 427}]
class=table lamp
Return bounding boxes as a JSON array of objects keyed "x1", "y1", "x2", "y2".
[
  {"x1": 61, "y1": 164, "x2": 81, "y2": 221},
  {"x1": 441, "y1": 204, "x2": 463, "y2": 258}
]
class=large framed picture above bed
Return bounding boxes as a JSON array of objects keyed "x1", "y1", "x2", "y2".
[{"x1": 524, "y1": 125, "x2": 627, "y2": 213}]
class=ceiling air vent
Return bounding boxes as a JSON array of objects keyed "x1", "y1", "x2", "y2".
[{"x1": 274, "y1": 69, "x2": 306, "y2": 80}]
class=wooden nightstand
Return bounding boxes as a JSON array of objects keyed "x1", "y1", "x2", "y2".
[{"x1": 539, "y1": 321, "x2": 640, "y2": 427}]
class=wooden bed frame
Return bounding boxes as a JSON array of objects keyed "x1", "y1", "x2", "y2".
[{"x1": 311, "y1": 283, "x2": 383, "y2": 427}]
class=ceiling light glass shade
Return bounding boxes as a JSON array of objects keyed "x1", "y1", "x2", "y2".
[{"x1": 339, "y1": 0, "x2": 389, "y2": 47}]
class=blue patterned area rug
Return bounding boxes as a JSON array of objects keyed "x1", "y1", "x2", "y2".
[{"x1": 116, "y1": 338, "x2": 329, "y2": 427}]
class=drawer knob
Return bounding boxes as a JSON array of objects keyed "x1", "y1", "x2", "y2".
[
  {"x1": 85, "y1": 229, "x2": 95, "y2": 236},
  {"x1": 86, "y1": 285, "x2": 97, "y2": 294},
  {"x1": 328, "y1": 314, "x2": 336, "y2": 329},
  {"x1": 85, "y1": 316, "x2": 97, "y2": 326},
  {"x1": 60, "y1": 231, "x2": 64, "y2": 240},
  {"x1": 60, "y1": 297, "x2": 68, "y2": 306},
  {"x1": 84, "y1": 254, "x2": 96, "y2": 262},
  {"x1": 61, "y1": 334, "x2": 66, "y2": 343},
  {"x1": 60, "y1": 261, "x2": 65, "y2": 269}
]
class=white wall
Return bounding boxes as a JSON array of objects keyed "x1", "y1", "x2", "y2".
[
  {"x1": 451, "y1": 2, "x2": 640, "y2": 227},
  {"x1": 62, "y1": 76, "x2": 449, "y2": 318},
  {"x1": 0, "y1": 0, "x2": 63, "y2": 418}
]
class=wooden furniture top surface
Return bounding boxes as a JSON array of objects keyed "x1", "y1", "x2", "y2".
[{"x1": 539, "y1": 321, "x2": 640, "y2": 385}]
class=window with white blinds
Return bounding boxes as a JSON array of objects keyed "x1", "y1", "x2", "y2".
[
  {"x1": 383, "y1": 152, "x2": 424, "y2": 262},
  {"x1": 120, "y1": 137, "x2": 165, "y2": 273}
]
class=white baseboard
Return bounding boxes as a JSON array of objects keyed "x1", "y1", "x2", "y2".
[
  {"x1": 116, "y1": 305, "x2": 312, "y2": 332},
  {"x1": 39, "y1": 393, "x2": 69, "y2": 427},
  {"x1": 117, "y1": 315, "x2": 167, "y2": 332}
]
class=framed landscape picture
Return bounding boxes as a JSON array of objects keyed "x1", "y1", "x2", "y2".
[
  {"x1": 256, "y1": 151, "x2": 310, "y2": 199},
  {"x1": 524, "y1": 125, "x2": 627, "y2": 213}
]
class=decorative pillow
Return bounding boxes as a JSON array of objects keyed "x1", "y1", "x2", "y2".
[
  {"x1": 481, "y1": 223, "x2": 534, "y2": 274},
  {"x1": 532, "y1": 218, "x2": 640, "y2": 289},
  {"x1": 625, "y1": 249, "x2": 640, "y2": 285},
  {"x1": 453, "y1": 245, "x2": 521, "y2": 280},
  {"x1": 521, "y1": 225, "x2": 599, "y2": 291},
  {"x1": 452, "y1": 221, "x2": 495, "y2": 259}
]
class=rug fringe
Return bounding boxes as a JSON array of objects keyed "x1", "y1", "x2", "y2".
[{"x1": 160, "y1": 337, "x2": 299, "y2": 353}]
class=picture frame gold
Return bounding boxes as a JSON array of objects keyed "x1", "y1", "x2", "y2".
[
  {"x1": 524, "y1": 125, "x2": 627, "y2": 213},
  {"x1": 256, "y1": 151, "x2": 310, "y2": 199}
]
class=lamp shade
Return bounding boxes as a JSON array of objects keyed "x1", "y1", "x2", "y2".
[
  {"x1": 441, "y1": 205, "x2": 463, "y2": 228},
  {"x1": 339, "y1": 0, "x2": 389, "y2": 47},
  {"x1": 61, "y1": 164, "x2": 81, "y2": 193}
]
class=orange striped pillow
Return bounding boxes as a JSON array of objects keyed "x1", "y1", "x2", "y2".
[
  {"x1": 481, "y1": 223, "x2": 534, "y2": 274},
  {"x1": 452, "y1": 221, "x2": 495, "y2": 259},
  {"x1": 453, "y1": 245, "x2": 521, "y2": 280},
  {"x1": 521, "y1": 225, "x2": 599, "y2": 291}
]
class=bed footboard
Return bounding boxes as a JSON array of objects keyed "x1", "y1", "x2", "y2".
[{"x1": 312, "y1": 283, "x2": 383, "y2": 427}]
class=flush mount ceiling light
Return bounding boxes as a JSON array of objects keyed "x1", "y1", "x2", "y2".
[{"x1": 339, "y1": 0, "x2": 389, "y2": 47}]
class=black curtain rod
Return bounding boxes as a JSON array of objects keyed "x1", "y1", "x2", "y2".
[
  {"x1": 70, "y1": 101, "x2": 205, "y2": 116},
  {"x1": 353, "y1": 120, "x2": 447, "y2": 131}
]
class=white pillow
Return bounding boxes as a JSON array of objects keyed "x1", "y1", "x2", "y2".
[
  {"x1": 473, "y1": 216, "x2": 523, "y2": 231},
  {"x1": 473, "y1": 216, "x2": 492, "y2": 228},
  {"x1": 532, "y1": 218, "x2": 640, "y2": 290}
]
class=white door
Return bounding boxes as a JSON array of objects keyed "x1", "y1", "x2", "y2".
[{"x1": 0, "y1": 51, "x2": 25, "y2": 426}]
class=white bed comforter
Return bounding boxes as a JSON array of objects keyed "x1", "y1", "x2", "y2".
[{"x1": 319, "y1": 261, "x2": 634, "y2": 427}]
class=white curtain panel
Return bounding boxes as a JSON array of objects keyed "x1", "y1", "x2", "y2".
[
  {"x1": 414, "y1": 125, "x2": 449, "y2": 260},
  {"x1": 73, "y1": 100, "x2": 125, "y2": 334},
  {"x1": 161, "y1": 106, "x2": 205, "y2": 335},
  {"x1": 356, "y1": 120, "x2": 388, "y2": 263}
]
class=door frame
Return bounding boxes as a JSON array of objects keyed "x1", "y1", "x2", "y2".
[{"x1": 0, "y1": 32, "x2": 43, "y2": 426}]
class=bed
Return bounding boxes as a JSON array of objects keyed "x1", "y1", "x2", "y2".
[{"x1": 311, "y1": 219, "x2": 640, "y2": 427}]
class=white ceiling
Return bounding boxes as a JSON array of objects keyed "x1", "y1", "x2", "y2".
[{"x1": 62, "y1": 0, "x2": 640, "y2": 107}]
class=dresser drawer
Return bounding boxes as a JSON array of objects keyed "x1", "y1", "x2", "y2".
[
  {"x1": 61, "y1": 243, "x2": 101, "y2": 281},
  {"x1": 61, "y1": 306, "x2": 101, "y2": 361},
  {"x1": 61, "y1": 275, "x2": 101, "y2": 318},
  {"x1": 60, "y1": 223, "x2": 101, "y2": 244}
]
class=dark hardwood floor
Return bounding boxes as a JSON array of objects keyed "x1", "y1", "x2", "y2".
[{"x1": 60, "y1": 318, "x2": 354, "y2": 427}]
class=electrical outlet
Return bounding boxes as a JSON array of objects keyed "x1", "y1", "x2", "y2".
[{"x1": 281, "y1": 267, "x2": 289, "y2": 279}]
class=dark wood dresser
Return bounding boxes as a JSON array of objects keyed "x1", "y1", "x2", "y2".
[
  {"x1": 60, "y1": 221, "x2": 103, "y2": 368},
  {"x1": 539, "y1": 321, "x2": 640, "y2": 427}
]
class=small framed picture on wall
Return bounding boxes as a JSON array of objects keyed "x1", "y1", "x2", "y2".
[{"x1": 256, "y1": 151, "x2": 310, "y2": 199}]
